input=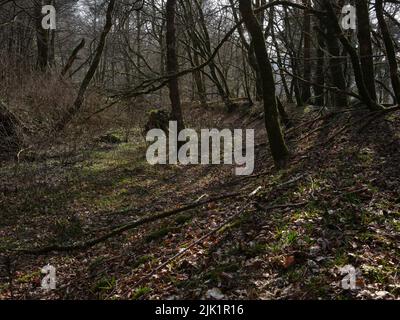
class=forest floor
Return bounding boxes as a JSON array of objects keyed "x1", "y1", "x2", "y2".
[{"x1": 0, "y1": 102, "x2": 399, "y2": 300}]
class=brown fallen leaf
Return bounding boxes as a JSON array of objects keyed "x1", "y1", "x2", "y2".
[
  {"x1": 207, "y1": 202, "x2": 217, "y2": 210},
  {"x1": 283, "y1": 256, "x2": 296, "y2": 269},
  {"x1": 356, "y1": 278, "x2": 365, "y2": 288}
]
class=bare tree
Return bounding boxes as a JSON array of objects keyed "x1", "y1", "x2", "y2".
[
  {"x1": 238, "y1": 0, "x2": 289, "y2": 168},
  {"x1": 55, "y1": 0, "x2": 116, "y2": 131},
  {"x1": 166, "y1": 0, "x2": 185, "y2": 131}
]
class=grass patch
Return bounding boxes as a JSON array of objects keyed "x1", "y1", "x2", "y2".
[
  {"x1": 92, "y1": 276, "x2": 116, "y2": 293},
  {"x1": 16, "y1": 271, "x2": 41, "y2": 284},
  {"x1": 132, "y1": 286, "x2": 151, "y2": 300},
  {"x1": 133, "y1": 254, "x2": 155, "y2": 269}
]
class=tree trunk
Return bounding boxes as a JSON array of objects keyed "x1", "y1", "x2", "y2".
[
  {"x1": 55, "y1": 0, "x2": 116, "y2": 131},
  {"x1": 34, "y1": 0, "x2": 49, "y2": 71},
  {"x1": 194, "y1": 0, "x2": 234, "y2": 110},
  {"x1": 314, "y1": 15, "x2": 325, "y2": 106},
  {"x1": 277, "y1": 97, "x2": 292, "y2": 128},
  {"x1": 323, "y1": 0, "x2": 381, "y2": 111},
  {"x1": 239, "y1": 0, "x2": 289, "y2": 168},
  {"x1": 228, "y1": 0, "x2": 262, "y2": 101},
  {"x1": 270, "y1": 11, "x2": 292, "y2": 103},
  {"x1": 301, "y1": 0, "x2": 312, "y2": 103},
  {"x1": 61, "y1": 39, "x2": 85, "y2": 77},
  {"x1": 192, "y1": 52, "x2": 208, "y2": 108},
  {"x1": 356, "y1": 0, "x2": 377, "y2": 102},
  {"x1": 320, "y1": 2, "x2": 348, "y2": 108},
  {"x1": 166, "y1": 0, "x2": 185, "y2": 131},
  {"x1": 376, "y1": 0, "x2": 400, "y2": 104}
]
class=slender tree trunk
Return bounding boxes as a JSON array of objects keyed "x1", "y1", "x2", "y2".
[
  {"x1": 270, "y1": 13, "x2": 292, "y2": 103},
  {"x1": 291, "y1": 55, "x2": 303, "y2": 107},
  {"x1": 61, "y1": 39, "x2": 85, "y2": 77},
  {"x1": 34, "y1": 0, "x2": 49, "y2": 71},
  {"x1": 239, "y1": 0, "x2": 289, "y2": 168},
  {"x1": 55, "y1": 0, "x2": 116, "y2": 131},
  {"x1": 181, "y1": 2, "x2": 207, "y2": 108},
  {"x1": 166, "y1": 0, "x2": 184, "y2": 131},
  {"x1": 283, "y1": 6, "x2": 303, "y2": 106},
  {"x1": 314, "y1": 19, "x2": 325, "y2": 106},
  {"x1": 192, "y1": 52, "x2": 208, "y2": 108},
  {"x1": 301, "y1": 0, "x2": 312, "y2": 103},
  {"x1": 320, "y1": 2, "x2": 347, "y2": 108},
  {"x1": 376, "y1": 0, "x2": 400, "y2": 104},
  {"x1": 194, "y1": 0, "x2": 234, "y2": 109},
  {"x1": 356, "y1": 0, "x2": 377, "y2": 102},
  {"x1": 277, "y1": 97, "x2": 292, "y2": 128},
  {"x1": 228, "y1": 0, "x2": 262, "y2": 101},
  {"x1": 323, "y1": 0, "x2": 381, "y2": 111}
]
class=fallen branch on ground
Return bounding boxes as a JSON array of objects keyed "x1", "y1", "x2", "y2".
[
  {"x1": 132, "y1": 202, "x2": 255, "y2": 290},
  {"x1": 132, "y1": 199, "x2": 308, "y2": 293},
  {"x1": 15, "y1": 193, "x2": 241, "y2": 255},
  {"x1": 254, "y1": 201, "x2": 308, "y2": 212}
]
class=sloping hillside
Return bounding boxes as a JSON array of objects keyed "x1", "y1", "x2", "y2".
[{"x1": 1, "y1": 103, "x2": 399, "y2": 300}]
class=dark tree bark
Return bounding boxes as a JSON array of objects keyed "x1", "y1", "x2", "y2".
[
  {"x1": 239, "y1": 0, "x2": 289, "y2": 168},
  {"x1": 191, "y1": 50, "x2": 208, "y2": 108},
  {"x1": 269, "y1": 5, "x2": 292, "y2": 103},
  {"x1": 166, "y1": 0, "x2": 185, "y2": 131},
  {"x1": 320, "y1": 2, "x2": 348, "y2": 108},
  {"x1": 228, "y1": 0, "x2": 262, "y2": 101},
  {"x1": 376, "y1": 0, "x2": 400, "y2": 104},
  {"x1": 301, "y1": 0, "x2": 312, "y2": 103},
  {"x1": 249, "y1": 42, "x2": 263, "y2": 100},
  {"x1": 34, "y1": 0, "x2": 49, "y2": 71},
  {"x1": 291, "y1": 55, "x2": 304, "y2": 107},
  {"x1": 282, "y1": 6, "x2": 303, "y2": 106},
  {"x1": 55, "y1": 0, "x2": 116, "y2": 131},
  {"x1": 314, "y1": 17, "x2": 325, "y2": 106},
  {"x1": 356, "y1": 0, "x2": 377, "y2": 102},
  {"x1": 277, "y1": 97, "x2": 292, "y2": 128},
  {"x1": 61, "y1": 39, "x2": 85, "y2": 77},
  {"x1": 323, "y1": 0, "x2": 381, "y2": 111},
  {"x1": 180, "y1": 0, "x2": 207, "y2": 108}
]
